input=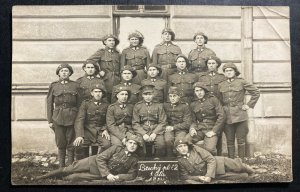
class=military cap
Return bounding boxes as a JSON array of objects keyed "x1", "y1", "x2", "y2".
[
  {"x1": 175, "y1": 54, "x2": 191, "y2": 68},
  {"x1": 193, "y1": 32, "x2": 208, "y2": 44},
  {"x1": 140, "y1": 84, "x2": 155, "y2": 94},
  {"x1": 102, "y1": 34, "x2": 120, "y2": 46},
  {"x1": 56, "y1": 63, "x2": 74, "y2": 76},
  {"x1": 168, "y1": 86, "x2": 183, "y2": 97},
  {"x1": 121, "y1": 65, "x2": 137, "y2": 78},
  {"x1": 222, "y1": 62, "x2": 241, "y2": 76},
  {"x1": 161, "y1": 28, "x2": 175, "y2": 41},
  {"x1": 128, "y1": 30, "x2": 144, "y2": 45},
  {"x1": 174, "y1": 137, "x2": 192, "y2": 147},
  {"x1": 193, "y1": 82, "x2": 209, "y2": 92},
  {"x1": 205, "y1": 55, "x2": 222, "y2": 68},
  {"x1": 126, "y1": 134, "x2": 143, "y2": 147},
  {"x1": 90, "y1": 84, "x2": 107, "y2": 97},
  {"x1": 147, "y1": 63, "x2": 162, "y2": 77},
  {"x1": 114, "y1": 86, "x2": 131, "y2": 100},
  {"x1": 82, "y1": 60, "x2": 100, "y2": 74}
]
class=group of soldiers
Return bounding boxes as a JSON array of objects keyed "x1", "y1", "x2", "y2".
[{"x1": 40, "y1": 28, "x2": 260, "y2": 183}]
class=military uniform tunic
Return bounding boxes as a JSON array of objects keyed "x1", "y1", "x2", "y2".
[
  {"x1": 188, "y1": 46, "x2": 216, "y2": 73},
  {"x1": 198, "y1": 72, "x2": 227, "y2": 100},
  {"x1": 141, "y1": 78, "x2": 167, "y2": 103},
  {"x1": 121, "y1": 46, "x2": 150, "y2": 84},
  {"x1": 76, "y1": 75, "x2": 105, "y2": 101},
  {"x1": 106, "y1": 102, "x2": 135, "y2": 146},
  {"x1": 152, "y1": 42, "x2": 182, "y2": 80},
  {"x1": 87, "y1": 47, "x2": 121, "y2": 94},
  {"x1": 111, "y1": 83, "x2": 141, "y2": 104}
]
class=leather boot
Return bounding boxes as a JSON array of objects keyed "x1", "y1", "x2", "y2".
[
  {"x1": 35, "y1": 168, "x2": 64, "y2": 180},
  {"x1": 227, "y1": 145, "x2": 235, "y2": 159},
  {"x1": 91, "y1": 146, "x2": 98, "y2": 156},
  {"x1": 75, "y1": 147, "x2": 89, "y2": 160},
  {"x1": 58, "y1": 148, "x2": 66, "y2": 168},
  {"x1": 238, "y1": 143, "x2": 246, "y2": 159},
  {"x1": 216, "y1": 134, "x2": 223, "y2": 156},
  {"x1": 66, "y1": 149, "x2": 74, "y2": 166},
  {"x1": 236, "y1": 158, "x2": 255, "y2": 175}
]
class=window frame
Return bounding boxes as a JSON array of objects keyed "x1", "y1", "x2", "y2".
[{"x1": 113, "y1": 5, "x2": 170, "y2": 17}]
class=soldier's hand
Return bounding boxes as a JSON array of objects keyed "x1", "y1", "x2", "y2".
[
  {"x1": 73, "y1": 137, "x2": 84, "y2": 146},
  {"x1": 102, "y1": 130, "x2": 110, "y2": 140},
  {"x1": 242, "y1": 104, "x2": 250, "y2": 111},
  {"x1": 165, "y1": 126, "x2": 174, "y2": 132},
  {"x1": 143, "y1": 134, "x2": 150, "y2": 142},
  {"x1": 122, "y1": 138, "x2": 127, "y2": 145},
  {"x1": 107, "y1": 174, "x2": 117, "y2": 181},
  {"x1": 189, "y1": 128, "x2": 197, "y2": 137},
  {"x1": 149, "y1": 133, "x2": 157, "y2": 141},
  {"x1": 99, "y1": 71, "x2": 105, "y2": 77},
  {"x1": 199, "y1": 176, "x2": 211, "y2": 183},
  {"x1": 205, "y1": 131, "x2": 216, "y2": 138},
  {"x1": 49, "y1": 123, "x2": 54, "y2": 133}
]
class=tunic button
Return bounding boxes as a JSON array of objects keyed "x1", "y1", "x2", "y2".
[{"x1": 202, "y1": 114, "x2": 205, "y2": 116}]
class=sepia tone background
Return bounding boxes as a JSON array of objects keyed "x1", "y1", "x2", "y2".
[{"x1": 11, "y1": 5, "x2": 291, "y2": 155}]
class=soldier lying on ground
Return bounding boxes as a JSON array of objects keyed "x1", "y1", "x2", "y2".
[
  {"x1": 36, "y1": 134, "x2": 142, "y2": 182},
  {"x1": 175, "y1": 137, "x2": 255, "y2": 184}
]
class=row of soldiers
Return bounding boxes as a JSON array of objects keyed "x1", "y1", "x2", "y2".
[{"x1": 45, "y1": 28, "x2": 260, "y2": 183}]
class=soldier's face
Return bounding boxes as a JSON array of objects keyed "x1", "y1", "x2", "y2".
[
  {"x1": 169, "y1": 94, "x2": 180, "y2": 104},
  {"x1": 129, "y1": 37, "x2": 140, "y2": 47},
  {"x1": 195, "y1": 35, "x2": 205, "y2": 46},
  {"x1": 194, "y1": 87, "x2": 206, "y2": 99},
  {"x1": 176, "y1": 144, "x2": 189, "y2": 155},
  {"x1": 104, "y1": 38, "x2": 116, "y2": 48},
  {"x1": 84, "y1": 63, "x2": 96, "y2": 75},
  {"x1": 58, "y1": 68, "x2": 71, "y2": 80},
  {"x1": 116, "y1": 91, "x2": 129, "y2": 103},
  {"x1": 176, "y1": 57, "x2": 187, "y2": 70},
  {"x1": 91, "y1": 89, "x2": 103, "y2": 100},
  {"x1": 148, "y1": 67, "x2": 159, "y2": 78},
  {"x1": 125, "y1": 139, "x2": 138, "y2": 152},
  {"x1": 207, "y1": 60, "x2": 218, "y2": 72},
  {"x1": 162, "y1": 32, "x2": 172, "y2": 42},
  {"x1": 142, "y1": 92, "x2": 154, "y2": 103},
  {"x1": 122, "y1": 70, "x2": 133, "y2": 81},
  {"x1": 224, "y1": 68, "x2": 236, "y2": 78}
]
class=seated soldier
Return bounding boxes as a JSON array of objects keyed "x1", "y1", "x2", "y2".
[
  {"x1": 73, "y1": 84, "x2": 111, "y2": 160},
  {"x1": 175, "y1": 137, "x2": 255, "y2": 184},
  {"x1": 36, "y1": 134, "x2": 142, "y2": 182},
  {"x1": 186, "y1": 82, "x2": 225, "y2": 155},
  {"x1": 141, "y1": 63, "x2": 167, "y2": 103},
  {"x1": 164, "y1": 87, "x2": 192, "y2": 157},
  {"x1": 107, "y1": 87, "x2": 135, "y2": 146},
  {"x1": 132, "y1": 84, "x2": 167, "y2": 158}
]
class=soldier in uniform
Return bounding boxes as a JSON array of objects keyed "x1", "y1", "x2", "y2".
[
  {"x1": 76, "y1": 60, "x2": 106, "y2": 103},
  {"x1": 73, "y1": 84, "x2": 111, "y2": 160},
  {"x1": 168, "y1": 54, "x2": 198, "y2": 104},
  {"x1": 36, "y1": 134, "x2": 143, "y2": 182},
  {"x1": 141, "y1": 63, "x2": 167, "y2": 103},
  {"x1": 198, "y1": 56, "x2": 226, "y2": 155},
  {"x1": 188, "y1": 32, "x2": 216, "y2": 74},
  {"x1": 47, "y1": 63, "x2": 80, "y2": 167},
  {"x1": 218, "y1": 63, "x2": 260, "y2": 159},
  {"x1": 163, "y1": 87, "x2": 192, "y2": 157},
  {"x1": 121, "y1": 31, "x2": 151, "y2": 84},
  {"x1": 152, "y1": 28, "x2": 182, "y2": 80},
  {"x1": 175, "y1": 137, "x2": 255, "y2": 184},
  {"x1": 86, "y1": 34, "x2": 121, "y2": 102},
  {"x1": 186, "y1": 82, "x2": 225, "y2": 155},
  {"x1": 132, "y1": 85, "x2": 167, "y2": 158},
  {"x1": 107, "y1": 87, "x2": 135, "y2": 146},
  {"x1": 111, "y1": 66, "x2": 141, "y2": 104}
]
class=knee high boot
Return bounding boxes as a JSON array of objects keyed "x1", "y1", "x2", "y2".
[
  {"x1": 35, "y1": 167, "x2": 65, "y2": 180},
  {"x1": 75, "y1": 147, "x2": 89, "y2": 160},
  {"x1": 227, "y1": 145, "x2": 235, "y2": 159},
  {"x1": 238, "y1": 143, "x2": 246, "y2": 159},
  {"x1": 58, "y1": 148, "x2": 66, "y2": 168},
  {"x1": 66, "y1": 148, "x2": 74, "y2": 166}
]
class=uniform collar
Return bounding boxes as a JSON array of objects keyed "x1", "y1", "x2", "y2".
[
  {"x1": 85, "y1": 74, "x2": 96, "y2": 80},
  {"x1": 125, "y1": 150, "x2": 132, "y2": 156},
  {"x1": 160, "y1": 41, "x2": 174, "y2": 46},
  {"x1": 170, "y1": 102, "x2": 179, "y2": 107},
  {"x1": 124, "y1": 82, "x2": 132, "y2": 86},
  {"x1": 182, "y1": 153, "x2": 190, "y2": 158},
  {"x1": 59, "y1": 79, "x2": 69, "y2": 84},
  {"x1": 197, "y1": 45, "x2": 206, "y2": 52},
  {"x1": 92, "y1": 98, "x2": 101, "y2": 105},
  {"x1": 227, "y1": 77, "x2": 236, "y2": 82},
  {"x1": 144, "y1": 101, "x2": 152, "y2": 106},
  {"x1": 105, "y1": 46, "x2": 115, "y2": 53},
  {"x1": 208, "y1": 71, "x2": 216, "y2": 76},
  {"x1": 130, "y1": 45, "x2": 140, "y2": 50},
  {"x1": 178, "y1": 69, "x2": 188, "y2": 75}
]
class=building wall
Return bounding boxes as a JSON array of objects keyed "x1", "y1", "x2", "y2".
[{"x1": 12, "y1": 5, "x2": 291, "y2": 155}]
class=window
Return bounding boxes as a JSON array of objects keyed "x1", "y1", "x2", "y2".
[{"x1": 114, "y1": 5, "x2": 169, "y2": 16}]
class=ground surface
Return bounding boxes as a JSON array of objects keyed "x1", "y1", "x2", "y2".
[{"x1": 11, "y1": 152, "x2": 292, "y2": 185}]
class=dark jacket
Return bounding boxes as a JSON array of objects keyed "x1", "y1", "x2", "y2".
[
  {"x1": 76, "y1": 75, "x2": 105, "y2": 101},
  {"x1": 141, "y1": 78, "x2": 167, "y2": 102},
  {"x1": 121, "y1": 46, "x2": 151, "y2": 70},
  {"x1": 198, "y1": 72, "x2": 227, "y2": 100},
  {"x1": 152, "y1": 42, "x2": 182, "y2": 68},
  {"x1": 188, "y1": 46, "x2": 216, "y2": 72}
]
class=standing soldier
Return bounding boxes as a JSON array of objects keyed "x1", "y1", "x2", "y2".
[
  {"x1": 76, "y1": 60, "x2": 105, "y2": 102},
  {"x1": 152, "y1": 28, "x2": 182, "y2": 80},
  {"x1": 168, "y1": 54, "x2": 198, "y2": 103},
  {"x1": 73, "y1": 84, "x2": 111, "y2": 160},
  {"x1": 47, "y1": 63, "x2": 80, "y2": 167},
  {"x1": 141, "y1": 63, "x2": 167, "y2": 103},
  {"x1": 87, "y1": 34, "x2": 121, "y2": 102},
  {"x1": 121, "y1": 31, "x2": 151, "y2": 84},
  {"x1": 132, "y1": 85, "x2": 167, "y2": 158},
  {"x1": 197, "y1": 56, "x2": 226, "y2": 155},
  {"x1": 188, "y1": 32, "x2": 216, "y2": 74},
  {"x1": 111, "y1": 66, "x2": 141, "y2": 104},
  {"x1": 187, "y1": 82, "x2": 225, "y2": 155},
  {"x1": 218, "y1": 63, "x2": 260, "y2": 159},
  {"x1": 163, "y1": 87, "x2": 192, "y2": 157},
  {"x1": 107, "y1": 87, "x2": 135, "y2": 146}
]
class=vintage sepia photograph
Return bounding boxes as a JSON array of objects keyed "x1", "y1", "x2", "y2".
[{"x1": 11, "y1": 5, "x2": 292, "y2": 185}]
